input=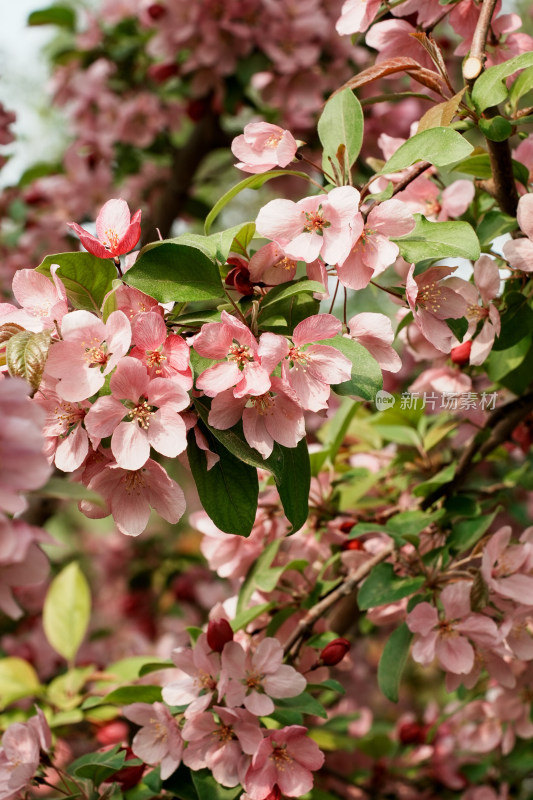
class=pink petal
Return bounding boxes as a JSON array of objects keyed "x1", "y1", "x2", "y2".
[
  {"x1": 112, "y1": 421, "x2": 150, "y2": 470},
  {"x1": 435, "y1": 633, "x2": 474, "y2": 674},
  {"x1": 293, "y1": 313, "x2": 341, "y2": 346}
]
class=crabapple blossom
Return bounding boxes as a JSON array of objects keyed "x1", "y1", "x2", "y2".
[
  {"x1": 122, "y1": 702, "x2": 183, "y2": 779},
  {"x1": 130, "y1": 312, "x2": 192, "y2": 384},
  {"x1": 67, "y1": 198, "x2": 141, "y2": 259},
  {"x1": 162, "y1": 633, "x2": 221, "y2": 718},
  {"x1": 44, "y1": 309, "x2": 131, "y2": 402},
  {"x1": 220, "y1": 638, "x2": 307, "y2": 716},
  {"x1": 35, "y1": 379, "x2": 92, "y2": 472},
  {"x1": 0, "y1": 267, "x2": 67, "y2": 333},
  {"x1": 0, "y1": 516, "x2": 52, "y2": 619},
  {"x1": 337, "y1": 199, "x2": 415, "y2": 290},
  {"x1": 503, "y1": 193, "x2": 533, "y2": 272},
  {"x1": 0, "y1": 711, "x2": 50, "y2": 800},
  {"x1": 80, "y1": 457, "x2": 186, "y2": 536},
  {"x1": 335, "y1": 0, "x2": 381, "y2": 35},
  {"x1": 256, "y1": 186, "x2": 363, "y2": 265},
  {"x1": 347, "y1": 312, "x2": 401, "y2": 373},
  {"x1": 84, "y1": 356, "x2": 190, "y2": 470},
  {"x1": 208, "y1": 377, "x2": 305, "y2": 459},
  {"x1": 247, "y1": 242, "x2": 297, "y2": 286},
  {"x1": 182, "y1": 707, "x2": 263, "y2": 787},
  {"x1": 406, "y1": 265, "x2": 468, "y2": 353},
  {"x1": 242, "y1": 725, "x2": 325, "y2": 800},
  {"x1": 396, "y1": 177, "x2": 475, "y2": 222},
  {"x1": 281, "y1": 314, "x2": 352, "y2": 412},
  {"x1": 231, "y1": 122, "x2": 298, "y2": 174},
  {"x1": 448, "y1": 255, "x2": 501, "y2": 366},
  {"x1": 481, "y1": 526, "x2": 533, "y2": 605}
]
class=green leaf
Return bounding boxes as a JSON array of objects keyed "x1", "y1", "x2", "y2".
[
  {"x1": 259, "y1": 278, "x2": 326, "y2": 310},
  {"x1": 36, "y1": 252, "x2": 117, "y2": 314},
  {"x1": 316, "y1": 335, "x2": 382, "y2": 401},
  {"x1": 510, "y1": 66, "x2": 533, "y2": 111},
  {"x1": 258, "y1": 293, "x2": 320, "y2": 336},
  {"x1": 47, "y1": 666, "x2": 94, "y2": 711},
  {"x1": 492, "y1": 292, "x2": 533, "y2": 350},
  {"x1": 447, "y1": 509, "x2": 499, "y2": 553},
  {"x1": 171, "y1": 223, "x2": 255, "y2": 264},
  {"x1": 123, "y1": 243, "x2": 223, "y2": 302},
  {"x1": 231, "y1": 601, "x2": 276, "y2": 631},
  {"x1": 191, "y1": 769, "x2": 242, "y2": 800},
  {"x1": 446, "y1": 316, "x2": 468, "y2": 342},
  {"x1": 377, "y1": 624, "x2": 413, "y2": 703},
  {"x1": 275, "y1": 692, "x2": 328, "y2": 719},
  {"x1": 486, "y1": 336, "x2": 531, "y2": 382},
  {"x1": 0, "y1": 658, "x2": 41, "y2": 709},
  {"x1": 99, "y1": 685, "x2": 163, "y2": 706},
  {"x1": 238, "y1": 540, "x2": 282, "y2": 614},
  {"x1": 318, "y1": 88, "x2": 364, "y2": 179},
  {"x1": 43, "y1": 562, "x2": 91, "y2": 662},
  {"x1": 386, "y1": 509, "x2": 445, "y2": 538},
  {"x1": 71, "y1": 746, "x2": 139, "y2": 785},
  {"x1": 193, "y1": 397, "x2": 310, "y2": 531},
  {"x1": 373, "y1": 424, "x2": 422, "y2": 448},
  {"x1": 452, "y1": 153, "x2": 529, "y2": 187},
  {"x1": 37, "y1": 477, "x2": 105, "y2": 504},
  {"x1": 472, "y1": 52, "x2": 533, "y2": 113},
  {"x1": 204, "y1": 171, "x2": 310, "y2": 234},
  {"x1": 393, "y1": 214, "x2": 480, "y2": 262},
  {"x1": 358, "y1": 563, "x2": 425, "y2": 610},
  {"x1": 28, "y1": 4, "x2": 76, "y2": 28},
  {"x1": 412, "y1": 462, "x2": 456, "y2": 498},
  {"x1": 378, "y1": 127, "x2": 473, "y2": 174},
  {"x1": 477, "y1": 210, "x2": 518, "y2": 247},
  {"x1": 186, "y1": 428, "x2": 258, "y2": 536},
  {"x1": 6, "y1": 329, "x2": 52, "y2": 392},
  {"x1": 478, "y1": 115, "x2": 513, "y2": 142}
]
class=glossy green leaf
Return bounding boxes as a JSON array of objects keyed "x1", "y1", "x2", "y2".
[
  {"x1": 478, "y1": 115, "x2": 513, "y2": 142},
  {"x1": 259, "y1": 278, "x2": 326, "y2": 309},
  {"x1": 123, "y1": 243, "x2": 223, "y2": 302},
  {"x1": 393, "y1": 214, "x2": 480, "y2": 262},
  {"x1": 171, "y1": 222, "x2": 256, "y2": 264},
  {"x1": 275, "y1": 691, "x2": 328, "y2": 719},
  {"x1": 493, "y1": 292, "x2": 533, "y2": 350},
  {"x1": 204, "y1": 171, "x2": 310, "y2": 234},
  {"x1": 43, "y1": 562, "x2": 91, "y2": 662},
  {"x1": 472, "y1": 51, "x2": 533, "y2": 112},
  {"x1": 318, "y1": 88, "x2": 364, "y2": 179},
  {"x1": 231, "y1": 601, "x2": 276, "y2": 631},
  {"x1": 358, "y1": 563, "x2": 425, "y2": 610},
  {"x1": 477, "y1": 210, "x2": 518, "y2": 247},
  {"x1": 0, "y1": 658, "x2": 41, "y2": 709},
  {"x1": 377, "y1": 623, "x2": 413, "y2": 703},
  {"x1": 447, "y1": 509, "x2": 499, "y2": 552},
  {"x1": 378, "y1": 127, "x2": 473, "y2": 174},
  {"x1": 187, "y1": 427, "x2": 259, "y2": 536},
  {"x1": 100, "y1": 685, "x2": 163, "y2": 705},
  {"x1": 452, "y1": 153, "x2": 529, "y2": 187},
  {"x1": 6, "y1": 329, "x2": 52, "y2": 392},
  {"x1": 192, "y1": 769, "x2": 242, "y2": 800},
  {"x1": 36, "y1": 252, "x2": 117, "y2": 314},
  {"x1": 486, "y1": 336, "x2": 531, "y2": 381},
  {"x1": 47, "y1": 666, "x2": 94, "y2": 711},
  {"x1": 258, "y1": 292, "x2": 320, "y2": 336},
  {"x1": 28, "y1": 5, "x2": 76, "y2": 28},
  {"x1": 318, "y1": 335, "x2": 383, "y2": 401},
  {"x1": 510, "y1": 66, "x2": 533, "y2": 110},
  {"x1": 71, "y1": 746, "x2": 139, "y2": 784}
]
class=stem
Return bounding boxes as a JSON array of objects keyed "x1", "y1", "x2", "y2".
[
  {"x1": 369, "y1": 280, "x2": 404, "y2": 299},
  {"x1": 462, "y1": 0, "x2": 499, "y2": 83},
  {"x1": 328, "y1": 280, "x2": 340, "y2": 315},
  {"x1": 360, "y1": 160, "x2": 432, "y2": 204},
  {"x1": 223, "y1": 289, "x2": 249, "y2": 326},
  {"x1": 295, "y1": 152, "x2": 335, "y2": 187},
  {"x1": 283, "y1": 543, "x2": 395, "y2": 657}
]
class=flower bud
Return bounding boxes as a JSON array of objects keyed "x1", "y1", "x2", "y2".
[
  {"x1": 450, "y1": 340, "x2": 471, "y2": 366},
  {"x1": 96, "y1": 720, "x2": 129, "y2": 746},
  {"x1": 207, "y1": 618, "x2": 234, "y2": 652},
  {"x1": 319, "y1": 637, "x2": 350, "y2": 666},
  {"x1": 148, "y1": 62, "x2": 179, "y2": 84},
  {"x1": 398, "y1": 721, "x2": 428, "y2": 745}
]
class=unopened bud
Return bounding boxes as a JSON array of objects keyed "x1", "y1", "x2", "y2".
[
  {"x1": 450, "y1": 340, "x2": 471, "y2": 366},
  {"x1": 207, "y1": 618, "x2": 234, "y2": 652},
  {"x1": 320, "y1": 637, "x2": 350, "y2": 666},
  {"x1": 398, "y1": 721, "x2": 428, "y2": 745},
  {"x1": 146, "y1": 2, "x2": 166, "y2": 20},
  {"x1": 148, "y1": 62, "x2": 179, "y2": 84},
  {"x1": 96, "y1": 720, "x2": 129, "y2": 745}
]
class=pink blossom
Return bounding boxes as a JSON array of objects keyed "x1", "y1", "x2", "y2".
[
  {"x1": 481, "y1": 526, "x2": 533, "y2": 605},
  {"x1": 80, "y1": 457, "x2": 186, "y2": 536},
  {"x1": 0, "y1": 378, "x2": 51, "y2": 514},
  {"x1": 130, "y1": 312, "x2": 191, "y2": 384},
  {"x1": 220, "y1": 638, "x2": 306, "y2": 716},
  {"x1": 123, "y1": 702, "x2": 183, "y2": 779},
  {"x1": 209, "y1": 377, "x2": 305, "y2": 459},
  {"x1": 248, "y1": 242, "x2": 297, "y2": 286},
  {"x1": 85, "y1": 356, "x2": 189, "y2": 469},
  {"x1": 182, "y1": 707, "x2": 263, "y2": 787},
  {"x1": 0, "y1": 516, "x2": 51, "y2": 619},
  {"x1": 162, "y1": 633, "x2": 221, "y2": 718},
  {"x1": 0, "y1": 267, "x2": 67, "y2": 333},
  {"x1": 243, "y1": 725, "x2": 324, "y2": 800},
  {"x1": 232, "y1": 122, "x2": 298, "y2": 174},
  {"x1": 449, "y1": 256, "x2": 501, "y2": 366},
  {"x1": 256, "y1": 186, "x2": 363, "y2": 265},
  {"x1": 406, "y1": 582, "x2": 500, "y2": 675},
  {"x1": 406, "y1": 265, "x2": 468, "y2": 353},
  {"x1": 503, "y1": 193, "x2": 533, "y2": 273},
  {"x1": 67, "y1": 198, "x2": 141, "y2": 259},
  {"x1": 44, "y1": 309, "x2": 131, "y2": 402},
  {"x1": 347, "y1": 312, "x2": 401, "y2": 373},
  {"x1": 0, "y1": 712, "x2": 50, "y2": 800},
  {"x1": 335, "y1": 0, "x2": 381, "y2": 35},
  {"x1": 337, "y1": 199, "x2": 415, "y2": 290},
  {"x1": 35, "y1": 380, "x2": 92, "y2": 472},
  {"x1": 281, "y1": 314, "x2": 352, "y2": 412},
  {"x1": 396, "y1": 177, "x2": 475, "y2": 222},
  {"x1": 365, "y1": 19, "x2": 433, "y2": 67},
  {"x1": 114, "y1": 284, "x2": 164, "y2": 321}
]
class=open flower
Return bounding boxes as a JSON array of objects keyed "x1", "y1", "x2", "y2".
[
  {"x1": 67, "y1": 198, "x2": 141, "y2": 259},
  {"x1": 123, "y1": 702, "x2": 183, "y2": 780},
  {"x1": 406, "y1": 265, "x2": 468, "y2": 353},
  {"x1": 232, "y1": 122, "x2": 298, "y2": 174},
  {"x1": 503, "y1": 193, "x2": 533, "y2": 273}
]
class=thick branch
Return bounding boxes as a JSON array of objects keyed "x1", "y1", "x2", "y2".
[
  {"x1": 283, "y1": 543, "x2": 395, "y2": 657},
  {"x1": 422, "y1": 389, "x2": 533, "y2": 509},
  {"x1": 141, "y1": 109, "x2": 231, "y2": 245},
  {"x1": 462, "y1": 0, "x2": 498, "y2": 82}
]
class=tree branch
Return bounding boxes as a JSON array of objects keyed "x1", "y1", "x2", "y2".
[
  {"x1": 283, "y1": 543, "x2": 395, "y2": 658},
  {"x1": 462, "y1": 0, "x2": 498, "y2": 82}
]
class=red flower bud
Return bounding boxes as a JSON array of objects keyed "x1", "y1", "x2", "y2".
[
  {"x1": 96, "y1": 721, "x2": 129, "y2": 746},
  {"x1": 225, "y1": 265, "x2": 254, "y2": 296},
  {"x1": 320, "y1": 637, "x2": 351, "y2": 666},
  {"x1": 342, "y1": 538, "x2": 364, "y2": 551},
  {"x1": 450, "y1": 340, "x2": 471, "y2": 366},
  {"x1": 146, "y1": 2, "x2": 166, "y2": 20},
  {"x1": 148, "y1": 62, "x2": 179, "y2": 84},
  {"x1": 398, "y1": 721, "x2": 429, "y2": 745},
  {"x1": 207, "y1": 618, "x2": 234, "y2": 652}
]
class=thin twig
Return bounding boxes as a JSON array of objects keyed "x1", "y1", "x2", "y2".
[
  {"x1": 283, "y1": 543, "x2": 395, "y2": 657},
  {"x1": 463, "y1": 0, "x2": 499, "y2": 83}
]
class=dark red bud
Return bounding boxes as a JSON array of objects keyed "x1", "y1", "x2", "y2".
[
  {"x1": 146, "y1": 2, "x2": 166, "y2": 20},
  {"x1": 225, "y1": 265, "x2": 254, "y2": 296},
  {"x1": 104, "y1": 747, "x2": 145, "y2": 790},
  {"x1": 186, "y1": 98, "x2": 209, "y2": 122},
  {"x1": 398, "y1": 721, "x2": 429, "y2": 745},
  {"x1": 207, "y1": 618, "x2": 234, "y2": 652},
  {"x1": 339, "y1": 520, "x2": 356, "y2": 533},
  {"x1": 450, "y1": 340, "x2": 472, "y2": 366},
  {"x1": 320, "y1": 637, "x2": 351, "y2": 666},
  {"x1": 96, "y1": 721, "x2": 129, "y2": 746},
  {"x1": 342, "y1": 539, "x2": 364, "y2": 551},
  {"x1": 148, "y1": 62, "x2": 179, "y2": 84}
]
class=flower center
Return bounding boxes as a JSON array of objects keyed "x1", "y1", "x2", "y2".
[
  {"x1": 245, "y1": 670, "x2": 263, "y2": 690},
  {"x1": 265, "y1": 133, "x2": 282, "y2": 148},
  {"x1": 303, "y1": 206, "x2": 330, "y2": 236},
  {"x1": 216, "y1": 724, "x2": 234, "y2": 743},
  {"x1": 288, "y1": 345, "x2": 308, "y2": 370},
  {"x1": 128, "y1": 400, "x2": 155, "y2": 430},
  {"x1": 274, "y1": 256, "x2": 297, "y2": 271},
  {"x1": 121, "y1": 470, "x2": 146, "y2": 495},
  {"x1": 55, "y1": 402, "x2": 85, "y2": 435},
  {"x1": 228, "y1": 343, "x2": 253, "y2": 368},
  {"x1": 198, "y1": 671, "x2": 217, "y2": 691},
  {"x1": 418, "y1": 282, "x2": 443, "y2": 314},
  {"x1": 146, "y1": 350, "x2": 167, "y2": 374},
  {"x1": 103, "y1": 228, "x2": 120, "y2": 251},
  {"x1": 248, "y1": 393, "x2": 274, "y2": 415},
  {"x1": 270, "y1": 743, "x2": 293, "y2": 769},
  {"x1": 82, "y1": 337, "x2": 109, "y2": 368}
]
